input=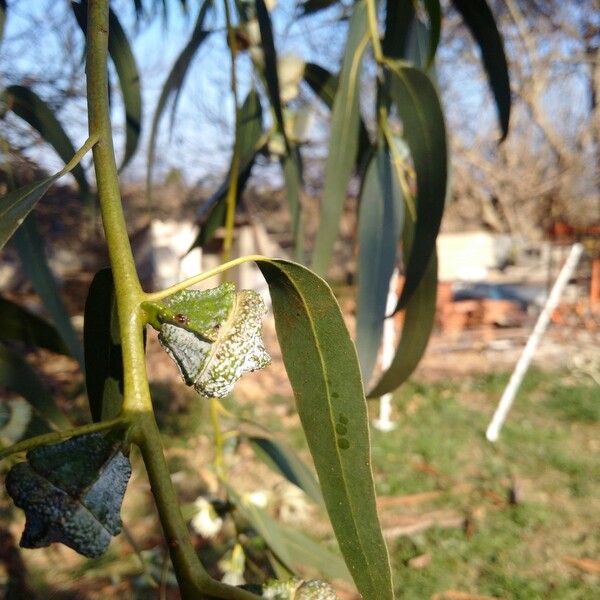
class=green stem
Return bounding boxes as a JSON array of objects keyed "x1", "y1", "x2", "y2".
[
  {"x1": 85, "y1": 3, "x2": 259, "y2": 598},
  {"x1": 222, "y1": 0, "x2": 241, "y2": 267},
  {"x1": 366, "y1": 0, "x2": 383, "y2": 63},
  {"x1": 0, "y1": 417, "x2": 130, "y2": 461},
  {"x1": 135, "y1": 416, "x2": 258, "y2": 600},
  {"x1": 145, "y1": 254, "x2": 267, "y2": 302}
]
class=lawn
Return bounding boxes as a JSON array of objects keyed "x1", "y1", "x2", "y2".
[
  {"x1": 367, "y1": 370, "x2": 600, "y2": 599},
  {"x1": 2, "y1": 368, "x2": 598, "y2": 599}
]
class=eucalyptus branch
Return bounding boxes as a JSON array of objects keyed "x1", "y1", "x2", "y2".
[
  {"x1": 145, "y1": 254, "x2": 267, "y2": 301},
  {"x1": 222, "y1": 0, "x2": 242, "y2": 266},
  {"x1": 84, "y1": 3, "x2": 259, "y2": 598},
  {"x1": 366, "y1": 0, "x2": 383, "y2": 63}
]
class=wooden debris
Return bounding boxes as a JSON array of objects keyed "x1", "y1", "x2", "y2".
[
  {"x1": 382, "y1": 510, "x2": 465, "y2": 539},
  {"x1": 431, "y1": 591, "x2": 506, "y2": 600},
  {"x1": 563, "y1": 556, "x2": 600, "y2": 574},
  {"x1": 408, "y1": 553, "x2": 432, "y2": 569}
]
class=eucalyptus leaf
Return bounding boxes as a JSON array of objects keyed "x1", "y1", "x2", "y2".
[
  {"x1": 255, "y1": 0, "x2": 287, "y2": 144},
  {"x1": 422, "y1": 0, "x2": 441, "y2": 67},
  {"x1": 248, "y1": 436, "x2": 324, "y2": 507},
  {"x1": 149, "y1": 283, "x2": 271, "y2": 398},
  {"x1": 0, "y1": 85, "x2": 90, "y2": 198},
  {"x1": 302, "y1": 62, "x2": 371, "y2": 174},
  {"x1": 84, "y1": 269, "x2": 123, "y2": 422},
  {"x1": 386, "y1": 63, "x2": 447, "y2": 311},
  {"x1": 0, "y1": 342, "x2": 70, "y2": 430},
  {"x1": 0, "y1": 295, "x2": 70, "y2": 356},
  {"x1": 193, "y1": 88, "x2": 265, "y2": 248},
  {"x1": 5, "y1": 432, "x2": 131, "y2": 558},
  {"x1": 356, "y1": 144, "x2": 402, "y2": 388},
  {"x1": 14, "y1": 216, "x2": 85, "y2": 369},
  {"x1": 256, "y1": 259, "x2": 394, "y2": 599},
  {"x1": 72, "y1": 0, "x2": 142, "y2": 169},
  {"x1": 451, "y1": 0, "x2": 511, "y2": 140},
  {"x1": 382, "y1": 0, "x2": 415, "y2": 60},
  {"x1": 0, "y1": 0, "x2": 6, "y2": 48},
  {"x1": 147, "y1": 0, "x2": 213, "y2": 193},
  {"x1": 0, "y1": 138, "x2": 92, "y2": 250},
  {"x1": 368, "y1": 249, "x2": 437, "y2": 398},
  {"x1": 232, "y1": 487, "x2": 351, "y2": 584},
  {"x1": 311, "y1": 1, "x2": 369, "y2": 275}
]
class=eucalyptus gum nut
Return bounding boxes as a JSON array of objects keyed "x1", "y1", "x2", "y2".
[
  {"x1": 262, "y1": 578, "x2": 338, "y2": 600},
  {"x1": 5, "y1": 432, "x2": 131, "y2": 558},
  {"x1": 294, "y1": 580, "x2": 338, "y2": 600},
  {"x1": 158, "y1": 285, "x2": 271, "y2": 398}
]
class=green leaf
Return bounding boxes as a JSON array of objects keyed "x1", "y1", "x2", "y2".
[
  {"x1": 298, "y1": 0, "x2": 339, "y2": 17},
  {"x1": 368, "y1": 249, "x2": 437, "y2": 397},
  {"x1": 147, "y1": 0, "x2": 213, "y2": 192},
  {"x1": 0, "y1": 343, "x2": 70, "y2": 430},
  {"x1": 147, "y1": 283, "x2": 271, "y2": 398},
  {"x1": 356, "y1": 144, "x2": 403, "y2": 387},
  {"x1": 192, "y1": 88, "x2": 265, "y2": 248},
  {"x1": 1, "y1": 85, "x2": 90, "y2": 197},
  {"x1": 0, "y1": 0, "x2": 6, "y2": 48},
  {"x1": 72, "y1": 1, "x2": 142, "y2": 169},
  {"x1": 255, "y1": 0, "x2": 287, "y2": 144},
  {"x1": 382, "y1": 0, "x2": 415, "y2": 60},
  {"x1": 232, "y1": 489, "x2": 352, "y2": 584},
  {"x1": 5, "y1": 432, "x2": 131, "y2": 558},
  {"x1": 386, "y1": 63, "x2": 446, "y2": 310},
  {"x1": 282, "y1": 146, "x2": 303, "y2": 261},
  {"x1": 302, "y1": 62, "x2": 371, "y2": 173},
  {"x1": 84, "y1": 269, "x2": 123, "y2": 422},
  {"x1": 0, "y1": 296, "x2": 70, "y2": 356},
  {"x1": 14, "y1": 216, "x2": 85, "y2": 369},
  {"x1": 247, "y1": 436, "x2": 324, "y2": 507},
  {"x1": 311, "y1": 1, "x2": 369, "y2": 275},
  {"x1": 450, "y1": 0, "x2": 511, "y2": 140},
  {"x1": 422, "y1": 0, "x2": 441, "y2": 67},
  {"x1": 256, "y1": 259, "x2": 394, "y2": 599}
]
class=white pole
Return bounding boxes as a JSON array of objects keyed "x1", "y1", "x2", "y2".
[
  {"x1": 373, "y1": 269, "x2": 400, "y2": 432},
  {"x1": 486, "y1": 243, "x2": 584, "y2": 442}
]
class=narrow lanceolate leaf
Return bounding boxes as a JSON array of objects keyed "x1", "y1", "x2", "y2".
[
  {"x1": 422, "y1": 0, "x2": 441, "y2": 67},
  {"x1": 0, "y1": 296, "x2": 70, "y2": 356},
  {"x1": 193, "y1": 88, "x2": 265, "y2": 248},
  {"x1": 72, "y1": 1, "x2": 142, "y2": 168},
  {"x1": 84, "y1": 269, "x2": 123, "y2": 422},
  {"x1": 255, "y1": 0, "x2": 287, "y2": 143},
  {"x1": 303, "y1": 62, "x2": 371, "y2": 172},
  {"x1": 14, "y1": 217, "x2": 85, "y2": 369},
  {"x1": 451, "y1": 0, "x2": 511, "y2": 140},
  {"x1": 298, "y1": 0, "x2": 339, "y2": 17},
  {"x1": 356, "y1": 145, "x2": 402, "y2": 388},
  {"x1": 233, "y1": 489, "x2": 352, "y2": 584},
  {"x1": 0, "y1": 0, "x2": 6, "y2": 48},
  {"x1": 248, "y1": 436, "x2": 324, "y2": 507},
  {"x1": 147, "y1": 0, "x2": 213, "y2": 191},
  {"x1": 0, "y1": 343, "x2": 70, "y2": 430},
  {"x1": 368, "y1": 250, "x2": 437, "y2": 398},
  {"x1": 282, "y1": 146, "x2": 303, "y2": 260},
  {"x1": 0, "y1": 136, "x2": 92, "y2": 250},
  {"x1": 311, "y1": 1, "x2": 369, "y2": 275},
  {"x1": 257, "y1": 259, "x2": 394, "y2": 599},
  {"x1": 1, "y1": 85, "x2": 89, "y2": 197},
  {"x1": 382, "y1": 0, "x2": 415, "y2": 60},
  {"x1": 386, "y1": 64, "x2": 446, "y2": 311}
]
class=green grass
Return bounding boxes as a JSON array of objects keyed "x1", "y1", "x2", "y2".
[{"x1": 366, "y1": 370, "x2": 599, "y2": 599}]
